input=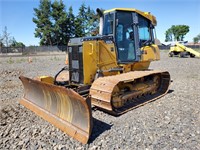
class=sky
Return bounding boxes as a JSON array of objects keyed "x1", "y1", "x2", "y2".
[{"x1": 0, "y1": 0, "x2": 200, "y2": 46}]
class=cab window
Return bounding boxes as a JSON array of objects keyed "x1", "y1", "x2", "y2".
[
  {"x1": 115, "y1": 11, "x2": 136, "y2": 62},
  {"x1": 138, "y1": 15, "x2": 151, "y2": 43},
  {"x1": 103, "y1": 13, "x2": 114, "y2": 35}
]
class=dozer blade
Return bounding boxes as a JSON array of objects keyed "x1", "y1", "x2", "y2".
[{"x1": 19, "y1": 76, "x2": 92, "y2": 144}]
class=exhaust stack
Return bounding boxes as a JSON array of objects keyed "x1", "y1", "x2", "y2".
[{"x1": 96, "y1": 8, "x2": 104, "y2": 35}]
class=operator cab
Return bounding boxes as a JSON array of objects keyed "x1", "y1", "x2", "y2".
[{"x1": 102, "y1": 8, "x2": 157, "y2": 63}]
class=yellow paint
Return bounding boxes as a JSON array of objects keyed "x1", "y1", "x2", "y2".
[
  {"x1": 74, "y1": 8, "x2": 160, "y2": 85},
  {"x1": 82, "y1": 42, "x2": 160, "y2": 84},
  {"x1": 82, "y1": 40, "x2": 118, "y2": 84},
  {"x1": 131, "y1": 61, "x2": 151, "y2": 70},
  {"x1": 104, "y1": 8, "x2": 157, "y2": 26},
  {"x1": 60, "y1": 93, "x2": 73, "y2": 122},
  {"x1": 170, "y1": 42, "x2": 200, "y2": 57},
  {"x1": 141, "y1": 44, "x2": 160, "y2": 61},
  {"x1": 121, "y1": 44, "x2": 159, "y2": 71},
  {"x1": 39, "y1": 76, "x2": 54, "y2": 84}
]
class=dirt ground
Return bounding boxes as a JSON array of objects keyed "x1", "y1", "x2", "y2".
[{"x1": 0, "y1": 52, "x2": 200, "y2": 150}]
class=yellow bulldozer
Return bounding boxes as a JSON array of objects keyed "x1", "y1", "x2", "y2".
[{"x1": 19, "y1": 8, "x2": 171, "y2": 144}]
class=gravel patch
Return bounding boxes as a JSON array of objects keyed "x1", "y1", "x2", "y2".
[{"x1": 0, "y1": 52, "x2": 200, "y2": 149}]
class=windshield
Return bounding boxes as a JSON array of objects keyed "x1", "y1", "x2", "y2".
[{"x1": 115, "y1": 11, "x2": 136, "y2": 63}]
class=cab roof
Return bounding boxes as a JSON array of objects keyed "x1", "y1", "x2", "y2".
[{"x1": 104, "y1": 8, "x2": 157, "y2": 26}]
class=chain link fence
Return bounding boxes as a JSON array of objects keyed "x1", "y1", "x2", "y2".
[
  {"x1": 0, "y1": 46, "x2": 68, "y2": 56},
  {"x1": 0, "y1": 44, "x2": 199, "y2": 56},
  {"x1": 158, "y1": 44, "x2": 200, "y2": 51}
]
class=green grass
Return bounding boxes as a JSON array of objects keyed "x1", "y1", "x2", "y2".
[
  {"x1": 51, "y1": 56, "x2": 61, "y2": 61},
  {"x1": 160, "y1": 48, "x2": 200, "y2": 53},
  {"x1": 16, "y1": 58, "x2": 26, "y2": 63},
  {"x1": 7, "y1": 57, "x2": 14, "y2": 64},
  {"x1": 193, "y1": 48, "x2": 200, "y2": 52},
  {"x1": 160, "y1": 49, "x2": 169, "y2": 53},
  {"x1": 6, "y1": 57, "x2": 38, "y2": 64},
  {"x1": 32, "y1": 57, "x2": 37, "y2": 62}
]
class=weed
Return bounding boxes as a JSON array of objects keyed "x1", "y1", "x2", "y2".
[
  {"x1": 193, "y1": 48, "x2": 200, "y2": 52},
  {"x1": 161, "y1": 50, "x2": 169, "y2": 53},
  {"x1": 32, "y1": 57, "x2": 37, "y2": 62},
  {"x1": 51, "y1": 56, "x2": 61, "y2": 61},
  {"x1": 16, "y1": 58, "x2": 26, "y2": 63},
  {"x1": 7, "y1": 57, "x2": 14, "y2": 64}
]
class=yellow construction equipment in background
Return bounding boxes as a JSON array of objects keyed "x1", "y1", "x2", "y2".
[
  {"x1": 169, "y1": 42, "x2": 200, "y2": 58},
  {"x1": 19, "y1": 8, "x2": 171, "y2": 144}
]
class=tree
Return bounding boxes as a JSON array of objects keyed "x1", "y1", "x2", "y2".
[
  {"x1": 10, "y1": 37, "x2": 17, "y2": 47},
  {"x1": 90, "y1": 8, "x2": 105, "y2": 36},
  {"x1": 33, "y1": 0, "x2": 53, "y2": 45},
  {"x1": 67, "y1": 6, "x2": 75, "y2": 37},
  {"x1": 74, "y1": 3, "x2": 87, "y2": 37},
  {"x1": 74, "y1": 3, "x2": 99, "y2": 37},
  {"x1": 33, "y1": 1, "x2": 99, "y2": 45},
  {"x1": 165, "y1": 25, "x2": 189, "y2": 42},
  {"x1": 86, "y1": 6, "x2": 100, "y2": 36},
  {"x1": 51, "y1": 0, "x2": 70, "y2": 45},
  {"x1": 2, "y1": 26, "x2": 11, "y2": 47},
  {"x1": 0, "y1": 26, "x2": 24, "y2": 48},
  {"x1": 193, "y1": 33, "x2": 200, "y2": 43},
  {"x1": 193, "y1": 37, "x2": 199, "y2": 44},
  {"x1": 165, "y1": 28, "x2": 173, "y2": 42},
  {"x1": 10, "y1": 37, "x2": 25, "y2": 47},
  {"x1": 0, "y1": 34, "x2": 4, "y2": 47}
]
